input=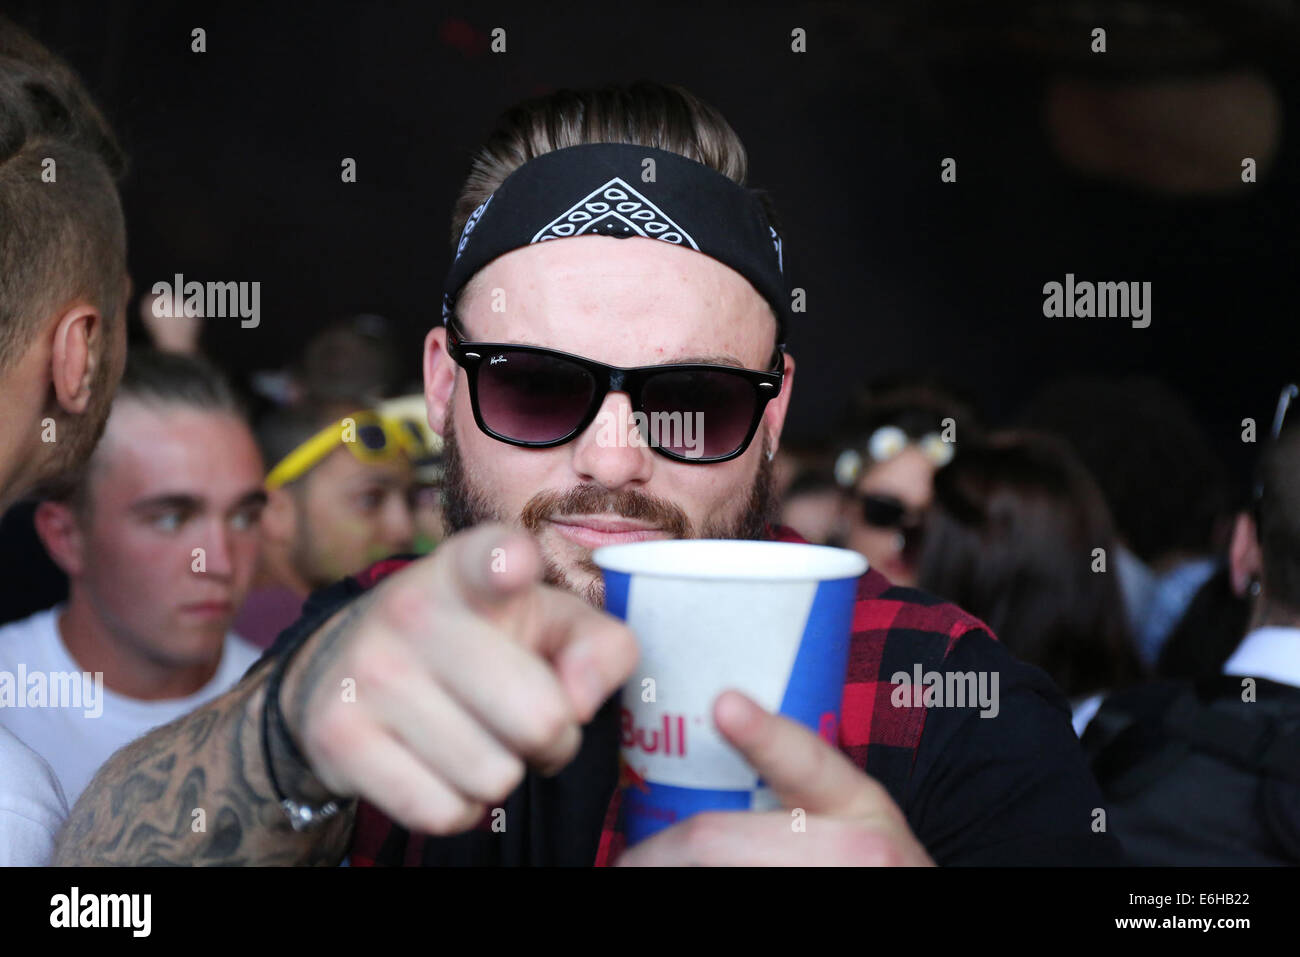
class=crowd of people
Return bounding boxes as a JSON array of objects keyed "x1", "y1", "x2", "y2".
[
  {"x1": 778, "y1": 378, "x2": 1300, "y2": 863},
  {"x1": 1, "y1": 15, "x2": 1295, "y2": 868}
]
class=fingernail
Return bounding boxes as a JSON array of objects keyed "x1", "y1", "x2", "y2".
[{"x1": 715, "y1": 690, "x2": 752, "y2": 729}]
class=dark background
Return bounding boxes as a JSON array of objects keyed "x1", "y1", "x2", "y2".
[{"x1": 8, "y1": 0, "x2": 1298, "y2": 478}]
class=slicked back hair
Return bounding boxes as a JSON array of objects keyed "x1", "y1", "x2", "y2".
[
  {"x1": 450, "y1": 81, "x2": 766, "y2": 246},
  {"x1": 45, "y1": 349, "x2": 245, "y2": 514}
]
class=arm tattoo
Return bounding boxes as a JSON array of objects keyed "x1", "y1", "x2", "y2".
[
  {"x1": 54, "y1": 629, "x2": 360, "y2": 866},
  {"x1": 283, "y1": 591, "x2": 375, "y2": 776}
]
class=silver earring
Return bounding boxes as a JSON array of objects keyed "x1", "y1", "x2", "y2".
[
  {"x1": 766, "y1": 447, "x2": 775, "y2": 463},
  {"x1": 1249, "y1": 579, "x2": 1262, "y2": 597}
]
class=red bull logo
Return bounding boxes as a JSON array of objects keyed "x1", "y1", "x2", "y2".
[{"x1": 621, "y1": 708, "x2": 688, "y2": 756}]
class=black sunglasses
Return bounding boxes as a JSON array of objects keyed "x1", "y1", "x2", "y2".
[
  {"x1": 851, "y1": 492, "x2": 926, "y2": 563},
  {"x1": 446, "y1": 321, "x2": 783, "y2": 464},
  {"x1": 852, "y1": 492, "x2": 920, "y2": 530}
]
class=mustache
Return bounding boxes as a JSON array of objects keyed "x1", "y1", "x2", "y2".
[{"x1": 520, "y1": 484, "x2": 691, "y2": 539}]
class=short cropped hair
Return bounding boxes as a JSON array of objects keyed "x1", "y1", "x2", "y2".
[
  {"x1": 44, "y1": 349, "x2": 244, "y2": 511},
  {"x1": 0, "y1": 16, "x2": 127, "y2": 374}
]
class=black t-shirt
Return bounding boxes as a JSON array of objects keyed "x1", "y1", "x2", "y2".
[{"x1": 904, "y1": 630, "x2": 1122, "y2": 865}]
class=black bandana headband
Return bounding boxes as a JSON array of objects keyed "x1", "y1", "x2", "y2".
[{"x1": 442, "y1": 143, "x2": 791, "y2": 344}]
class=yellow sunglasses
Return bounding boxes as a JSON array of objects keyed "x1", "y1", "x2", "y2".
[{"x1": 265, "y1": 409, "x2": 432, "y2": 490}]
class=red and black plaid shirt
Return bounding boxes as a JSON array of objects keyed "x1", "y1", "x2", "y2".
[{"x1": 334, "y1": 527, "x2": 999, "y2": 866}]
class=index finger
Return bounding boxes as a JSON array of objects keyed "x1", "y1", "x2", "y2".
[
  {"x1": 425, "y1": 523, "x2": 638, "y2": 721},
  {"x1": 540, "y1": 595, "x2": 639, "y2": 724},
  {"x1": 439, "y1": 522, "x2": 544, "y2": 619}
]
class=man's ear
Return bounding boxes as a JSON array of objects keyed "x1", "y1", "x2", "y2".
[
  {"x1": 49, "y1": 300, "x2": 104, "y2": 415},
  {"x1": 423, "y1": 326, "x2": 456, "y2": 437},
  {"x1": 1229, "y1": 510, "x2": 1263, "y2": 597},
  {"x1": 33, "y1": 500, "x2": 86, "y2": 577},
  {"x1": 260, "y1": 486, "x2": 298, "y2": 546},
  {"x1": 761, "y1": 351, "x2": 796, "y2": 454}
]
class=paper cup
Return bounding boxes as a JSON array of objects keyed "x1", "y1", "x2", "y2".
[{"x1": 592, "y1": 539, "x2": 867, "y2": 845}]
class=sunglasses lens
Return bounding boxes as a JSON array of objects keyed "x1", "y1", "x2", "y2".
[
  {"x1": 641, "y1": 369, "x2": 758, "y2": 459},
  {"x1": 356, "y1": 423, "x2": 387, "y2": 452},
  {"x1": 861, "y1": 495, "x2": 907, "y2": 528},
  {"x1": 477, "y1": 350, "x2": 596, "y2": 444}
]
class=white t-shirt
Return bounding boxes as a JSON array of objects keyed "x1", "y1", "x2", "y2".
[
  {"x1": 0, "y1": 607, "x2": 261, "y2": 808},
  {"x1": 0, "y1": 725, "x2": 68, "y2": 866},
  {"x1": 1222, "y1": 626, "x2": 1300, "y2": 687}
]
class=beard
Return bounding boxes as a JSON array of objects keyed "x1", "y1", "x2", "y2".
[{"x1": 441, "y1": 401, "x2": 777, "y2": 607}]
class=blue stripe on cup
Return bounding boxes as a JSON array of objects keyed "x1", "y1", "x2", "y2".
[
  {"x1": 622, "y1": 780, "x2": 754, "y2": 845},
  {"x1": 604, "y1": 568, "x2": 631, "y2": 621},
  {"x1": 776, "y1": 576, "x2": 857, "y2": 740}
]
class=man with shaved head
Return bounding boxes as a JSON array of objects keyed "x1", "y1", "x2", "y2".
[{"x1": 0, "y1": 15, "x2": 127, "y2": 865}]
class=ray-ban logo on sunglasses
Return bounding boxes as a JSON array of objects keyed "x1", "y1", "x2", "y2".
[
  {"x1": 490, "y1": 354, "x2": 507, "y2": 365},
  {"x1": 594, "y1": 406, "x2": 705, "y2": 458}
]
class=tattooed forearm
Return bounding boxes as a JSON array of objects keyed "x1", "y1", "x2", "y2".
[{"x1": 54, "y1": 653, "x2": 355, "y2": 866}]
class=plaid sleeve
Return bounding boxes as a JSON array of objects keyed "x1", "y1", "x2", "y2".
[{"x1": 836, "y1": 582, "x2": 979, "y2": 802}]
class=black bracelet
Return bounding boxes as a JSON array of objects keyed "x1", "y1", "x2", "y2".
[{"x1": 260, "y1": 634, "x2": 346, "y2": 831}]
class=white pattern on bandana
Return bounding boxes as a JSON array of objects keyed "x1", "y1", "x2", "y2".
[
  {"x1": 454, "y1": 194, "x2": 494, "y2": 263},
  {"x1": 531, "y1": 177, "x2": 699, "y2": 249}
]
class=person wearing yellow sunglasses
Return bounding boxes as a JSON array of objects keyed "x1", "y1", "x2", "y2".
[{"x1": 232, "y1": 399, "x2": 420, "y2": 649}]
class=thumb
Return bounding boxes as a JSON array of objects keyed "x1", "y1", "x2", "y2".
[{"x1": 713, "y1": 690, "x2": 903, "y2": 823}]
